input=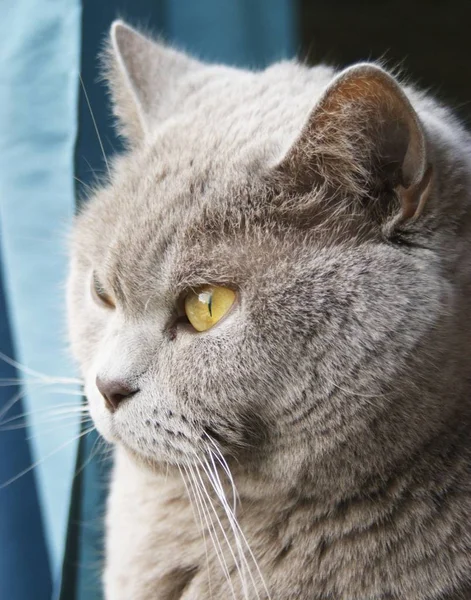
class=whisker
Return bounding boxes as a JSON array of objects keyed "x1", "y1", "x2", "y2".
[
  {"x1": 200, "y1": 455, "x2": 252, "y2": 600},
  {"x1": 74, "y1": 431, "x2": 105, "y2": 478},
  {"x1": 42, "y1": 388, "x2": 85, "y2": 397},
  {"x1": 191, "y1": 459, "x2": 244, "y2": 599},
  {"x1": 0, "y1": 392, "x2": 85, "y2": 428},
  {"x1": 187, "y1": 461, "x2": 237, "y2": 600},
  {"x1": 332, "y1": 381, "x2": 382, "y2": 403},
  {"x1": 74, "y1": 175, "x2": 94, "y2": 193},
  {"x1": 0, "y1": 425, "x2": 95, "y2": 489},
  {"x1": 0, "y1": 379, "x2": 83, "y2": 392},
  {"x1": 196, "y1": 449, "x2": 271, "y2": 600},
  {"x1": 0, "y1": 351, "x2": 82, "y2": 384},
  {"x1": 0, "y1": 403, "x2": 88, "y2": 427},
  {"x1": 0, "y1": 378, "x2": 49, "y2": 387},
  {"x1": 206, "y1": 451, "x2": 271, "y2": 600},
  {"x1": 0, "y1": 413, "x2": 91, "y2": 433},
  {"x1": 26, "y1": 416, "x2": 93, "y2": 439},
  {"x1": 0, "y1": 351, "x2": 52, "y2": 380},
  {"x1": 80, "y1": 75, "x2": 111, "y2": 179},
  {"x1": 204, "y1": 435, "x2": 239, "y2": 513},
  {"x1": 0, "y1": 385, "x2": 42, "y2": 423},
  {"x1": 181, "y1": 462, "x2": 213, "y2": 599}
]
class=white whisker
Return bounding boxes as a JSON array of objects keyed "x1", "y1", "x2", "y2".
[
  {"x1": 187, "y1": 461, "x2": 237, "y2": 600},
  {"x1": 208, "y1": 452, "x2": 271, "y2": 600},
  {"x1": 199, "y1": 455, "x2": 252, "y2": 600},
  {"x1": 0, "y1": 403, "x2": 88, "y2": 427},
  {"x1": 0, "y1": 378, "x2": 50, "y2": 387},
  {"x1": 181, "y1": 462, "x2": 213, "y2": 599},
  {"x1": 0, "y1": 413, "x2": 91, "y2": 433},
  {"x1": 204, "y1": 435, "x2": 239, "y2": 513},
  {"x1": 195, "y1": 448, "x2": 272, "y2": 600},
  {"x1": 80, "y1": 75, "x2": 111, "y2": 179},
  {"x1": 42, "y1": 388, "x2": 84, "y2": 397},
  {"x1": 26, "y1": 416, "x2": 93, "y2": 439},
  {"x1": 0, "y1": 351, "x2": 82, "y2": 384},
  {"x1": 191, "y1": 459, "x2": 244, "y2": 599},
  {"x1": 0, "y1": 385, "x2": 43, "y2": 422},
  {"x1": 0, "y1": 351, "x2": 53, "y2": 380},
  {"x1": 74, "y1": 431, "x2": 105, "y2": 477},
  {"x1": 74, "y1": 175, "x2": 94, "y2": 193},
  {"x1": 0, "y1": 425, "x2": 95, "y2": 489}
]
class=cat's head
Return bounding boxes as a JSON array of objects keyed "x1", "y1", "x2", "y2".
[{"x1": 67, "y1": 22, "x2": 471, "y2": 499}]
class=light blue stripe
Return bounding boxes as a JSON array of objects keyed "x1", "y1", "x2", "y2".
[{"x1": 0, "y1": 0, "x2": 81, "y2": 579}]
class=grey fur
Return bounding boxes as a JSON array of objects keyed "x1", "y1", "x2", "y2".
[{"x1": 67, "y1": 20, "x2": 471, "y2": 599}]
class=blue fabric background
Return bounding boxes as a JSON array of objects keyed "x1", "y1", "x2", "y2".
[
  {"x1": 0, "y1": 1, "x2": 81, "y2": 597},
  {"x1": 0, "y1": 254, "x2": 52, "y2": 599}
]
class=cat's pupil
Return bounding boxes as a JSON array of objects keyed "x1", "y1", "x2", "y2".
[
  {"x1": 207, "y1": 294, "x2": 213, "y2": 317},
  {"x1": 198, "y1": 291, "x2": 213, "y2": 316}
]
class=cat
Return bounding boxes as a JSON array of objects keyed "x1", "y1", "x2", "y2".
[{"x1": 67, "y1": 19, "x2": 471, "y2": 600}]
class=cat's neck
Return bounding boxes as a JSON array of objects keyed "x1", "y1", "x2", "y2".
[{"x1": 106, "y1": 423, "x2": 471, "y2": 599}]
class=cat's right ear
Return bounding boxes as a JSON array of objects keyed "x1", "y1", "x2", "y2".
[{"x1": 103, "y1": 21, "x2": 198, "y2": 145}]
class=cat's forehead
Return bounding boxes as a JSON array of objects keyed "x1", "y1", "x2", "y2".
[
  {"x1": 82, "y1": 61, "x2": 335, "y2": 255},
  {"x1": 139, "y1": 61, "x2": 333, "y2": 173},
  {"x1": 81, "y1": 67, "x2": 318, "y2": 275},
  {"x1": 78, "y1": 144, "x2": 274, "y2": 308}
]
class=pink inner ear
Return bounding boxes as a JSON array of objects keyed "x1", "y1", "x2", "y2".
[{"x1": 397, "y1": 164, "x2": 434, "y2": 222}]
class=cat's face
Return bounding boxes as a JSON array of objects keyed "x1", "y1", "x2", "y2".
[{"x1": 67, "y1": 22, "x2": 471, "y2": 495}]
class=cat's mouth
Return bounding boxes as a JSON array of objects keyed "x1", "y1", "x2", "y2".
[
  {"x1": 87, "y1": 390, "x2": 215, "y2": 464},
  {"x1": 86, "y1": 374, "x2": 244, "y2": 467},
  {"x1": 111, "y1": 410, "x2": 199, "y2": 456}
]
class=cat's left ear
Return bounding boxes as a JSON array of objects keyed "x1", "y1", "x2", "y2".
[
  {"x1": 103, "y1": 21, "x2": 199, "y2": 144},
  {"x1": 274, "y1": 64, "x2": 433, "y2": 223}
]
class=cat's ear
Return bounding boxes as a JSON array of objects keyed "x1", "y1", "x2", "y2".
[
  {"x1": 104, "y1": 21, "x2": 198, "y2": 144},
  {"x1": 275, "y1": 64, "x2": 433, "y2": 223}
]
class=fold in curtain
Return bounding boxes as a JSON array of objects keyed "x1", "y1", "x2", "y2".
[
  {"x1": 0, "y1": 2, "x2": 296, "y2": 599},
  {"x1": 0, "y1": 2, "x2": 81, "y2": 599}
]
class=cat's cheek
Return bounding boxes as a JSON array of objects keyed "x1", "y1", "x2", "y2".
[{"x1": 84, "y1": 379, "x2": 115, "y2": 442}]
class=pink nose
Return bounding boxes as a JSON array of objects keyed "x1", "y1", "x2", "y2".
[{"x1": 96, "y1": 376, "x2": 139, "y2": 412}]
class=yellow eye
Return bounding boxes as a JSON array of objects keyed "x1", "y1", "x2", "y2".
[
  {"x1": 184, "y1": 285, "x2": 236, "y2": 332},
  {"x1": 91, "y1": 273, "x2": 115, "y2": 309}
]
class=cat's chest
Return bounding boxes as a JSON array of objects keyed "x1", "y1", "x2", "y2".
[
  {"x1": 104, "y1": 461, "x2": 267, "y2": 599},
  {"x1": 103, "y1": 454, "x2": 471, "y2": 600},
  {"x1": 103, "y1": 458, "x2": 201, "y2": 598}
]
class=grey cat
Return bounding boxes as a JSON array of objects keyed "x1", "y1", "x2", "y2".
[{"x1": 67, "y1": 20, "x2": 471, "y2": 600}]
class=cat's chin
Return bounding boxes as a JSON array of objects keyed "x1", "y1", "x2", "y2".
[
  {"x1": 91, "y1": 414, "x2": 192, "y2": 466},
  {"x1": 108, "y1": 444, "x2": 183, "y2": 483},
  {"x1": 120, "y1": 444, "x2": 186, "y2": 477}
]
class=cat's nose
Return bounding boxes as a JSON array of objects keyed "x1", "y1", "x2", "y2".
[{"x1": 96, "y1": 376, "x2": 139, "y2": 412}]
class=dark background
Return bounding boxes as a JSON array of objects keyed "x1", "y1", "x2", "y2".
[{"x1": 300, "y1": 0, "x2": 471, "y2": 124}]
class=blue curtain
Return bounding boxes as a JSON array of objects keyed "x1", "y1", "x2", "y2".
[
  {"x1": 0, "y1": 252, "x2": 52, "y2": 600},
  {"x1": 0, "y1": 2, "x2": 297, "y2": 599},
  {"x1": 0, "y1": 2, "x2": 81, "y2": 599}
]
